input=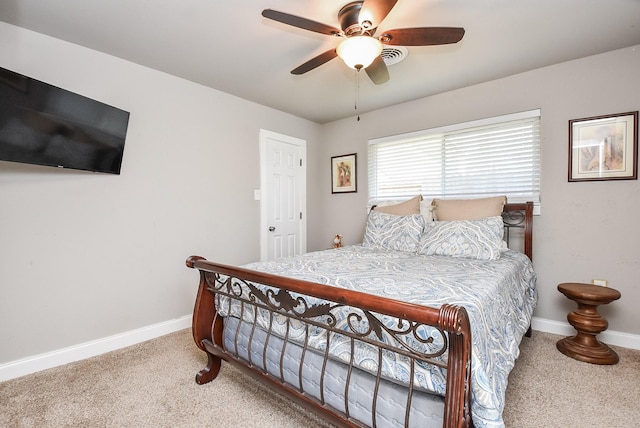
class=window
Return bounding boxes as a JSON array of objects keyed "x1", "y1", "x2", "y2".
[{"x1": 368, "y1": 109, "x2": 541, "y2": 211}]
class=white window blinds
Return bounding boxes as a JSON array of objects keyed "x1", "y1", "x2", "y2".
[{"x1": 368, "y1": 109, "x2": 541, "y2": 208}]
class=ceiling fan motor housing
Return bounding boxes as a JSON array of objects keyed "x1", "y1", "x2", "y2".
[{"x1": 338, "y1": 1, "x2": 374, "y2": 36}]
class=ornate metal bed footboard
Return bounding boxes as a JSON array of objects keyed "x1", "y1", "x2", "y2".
[{"x1": 186, "y1": 257, "x2": 473, "y2": 428}]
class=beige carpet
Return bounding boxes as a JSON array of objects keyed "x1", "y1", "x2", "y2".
[{"x1": 1, "y1": 329, "x2": 638, "y2": 427}]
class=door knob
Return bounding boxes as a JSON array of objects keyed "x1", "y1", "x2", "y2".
[{"x1": 268, "y1": 226, "x2": 276, "y2": 232}]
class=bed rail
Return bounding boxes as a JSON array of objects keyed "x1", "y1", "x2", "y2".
[{"x1": 186, "y1": 256, "x2": 473, "y2": 428}]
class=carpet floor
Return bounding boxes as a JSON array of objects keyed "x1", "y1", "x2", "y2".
[{"x1": 1, "y1": 329, "x2": 638, "y2": 427}]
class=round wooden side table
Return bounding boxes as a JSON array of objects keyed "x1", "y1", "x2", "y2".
[{"x1": 556, "y1": 282, "x2": 621, "y2": 365}]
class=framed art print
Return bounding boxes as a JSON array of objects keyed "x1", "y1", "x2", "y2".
[
  {"x1": 331, "y1": 153, "x2": 357, "y2": 193},
  {"x1": 569, "y1": 111, "x2": 638, "y2": 182}
]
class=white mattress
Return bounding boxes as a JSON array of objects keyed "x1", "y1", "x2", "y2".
[{"x1": 224, "y1": 316, "x2": 445, "y2": 428}]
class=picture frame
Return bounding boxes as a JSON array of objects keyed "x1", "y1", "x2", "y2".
[
  {"x1": 569, "y1": 111, "x2": 638, "y2": 182},
  {"x1": 331, "y1": 153, "x2": 357, "y2": 193}
]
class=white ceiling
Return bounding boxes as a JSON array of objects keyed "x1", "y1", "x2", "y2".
[{"x1": 1, "y1": 0, "x2": 639, "y2": 124}]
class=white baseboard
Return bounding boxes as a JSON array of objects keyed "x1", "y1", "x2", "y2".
[
  {"x1": 531, "y1": 316, "x2": 640, "y2": 350},
  {"x1": 1, "y1": 315, "x2": 637, "y2": 383},
  {"x1": 0, "y1": 315, "x2": 192, "y2": 382}
]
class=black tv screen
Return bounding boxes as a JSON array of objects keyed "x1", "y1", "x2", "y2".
[{"x1": 0, "y1": 67, "x2": 129, "y2": 174}]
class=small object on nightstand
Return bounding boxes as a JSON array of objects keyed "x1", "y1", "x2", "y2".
[
  {"x1": 332, "y1": 234, "x2": 343, "y2": 248},
  {"x1": 556, "y1": 282, "x2": 621, "y2": 365}
]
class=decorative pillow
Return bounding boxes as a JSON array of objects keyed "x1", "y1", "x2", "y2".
[
  {"x1": 372, "y1": 195, "x2": 422, "y2": 216},
  {"x1": 416, "y1": 216, "x2": 508, "y2": 260},
  {"x1": 363, "y1": 211, "x2": 425, "y2": 253},
  {"x1": 431, "y1": 196, "x2": 507, "y2": 221}
]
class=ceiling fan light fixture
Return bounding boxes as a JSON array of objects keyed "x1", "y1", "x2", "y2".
[{"x1": 337, "y1": 36, "x2": 382, "y2": 70}]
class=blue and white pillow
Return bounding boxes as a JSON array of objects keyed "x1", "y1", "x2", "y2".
[
  {"x1": 417, "y1": 216, "x2": 507, "y2": 260},
  {"x1": 363, "y1": 211, "x2": 426, "y2": 253}
]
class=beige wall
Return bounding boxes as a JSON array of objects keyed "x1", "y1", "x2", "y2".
[
  {"x1": 311, "y1": 45, "x2": 640, "y2": 338},
  {"x1": 0, "y1": 22, "x2": 320, "y2": 364}
]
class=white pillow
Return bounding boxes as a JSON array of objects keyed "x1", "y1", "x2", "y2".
[
  {"x1": 420, "y1": 198, "x2": 434, "y2": 221},
  {"x1": 363, "y1": 211, "x2": 425, "y2": 253},
  {"x1": 416, "y1": 216, "x2": 507, "y2": 260}
]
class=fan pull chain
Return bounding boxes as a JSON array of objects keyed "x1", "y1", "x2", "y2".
[{"x1": 354, "y1": 67, "x2": 361, "y2": 122}]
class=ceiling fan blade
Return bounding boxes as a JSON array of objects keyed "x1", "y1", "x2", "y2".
[
  {"x1": 359, "y1": 0, "x2": 398, "y2": 29},
  {"x1": 379, "y1": 27, "x2": 465, "y2": 46},
  {"x1": 365, "y1": 55, "x2": 390, "y2": 85},
  {"x1": 291, "y1": 49, "x2": 338, "y2": 75},
  {"x1": 262, "y1": 9, "x2": 341, "y2": 36}
]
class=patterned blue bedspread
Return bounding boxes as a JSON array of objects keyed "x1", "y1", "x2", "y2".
[{"x1": 218, "y1": 245, "x2": 537, "y2": 428}]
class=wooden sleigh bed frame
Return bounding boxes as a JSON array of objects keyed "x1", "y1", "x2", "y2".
[{"x1": 187, "y1": 202, "x2": 534, "y2": 428}]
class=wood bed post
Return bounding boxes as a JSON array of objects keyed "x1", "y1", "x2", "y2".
[
  {"x1": 439, "y1": 304, "x2": 473, "y2": 428},
  {"x1": 523, "y1": 201, "x2": 533, "y2": 262},
  {"x1": 503, "y1": 202, "x2": 534, "y2": 262},
  {"x1": 186, "y1": 256, "x2": 223, "y2": 384}
]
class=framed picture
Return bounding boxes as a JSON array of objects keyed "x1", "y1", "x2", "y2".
[
  {"x1": 331, "y1": 153, "x2": 357, "y2": 193},
  {"x1": 569, "y1": 111, "x2": 638, "y2": 182}
]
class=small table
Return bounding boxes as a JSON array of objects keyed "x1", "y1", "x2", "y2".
[{"x1": 556, "y1": 282, "x2": 621, "y2": 365}]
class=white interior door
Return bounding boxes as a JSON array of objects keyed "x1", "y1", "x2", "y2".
[{"x1": 259, "y1": 130, "x2": 306, "y2": 261}]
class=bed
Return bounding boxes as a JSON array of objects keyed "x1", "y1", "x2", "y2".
[{"x1": 187, "y1": 199, "x2": 536, "y2": 428}]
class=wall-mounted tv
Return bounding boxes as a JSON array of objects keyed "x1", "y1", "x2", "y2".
[{"x1": 0, "y1": 67, "x2": 130, "y2": 174}]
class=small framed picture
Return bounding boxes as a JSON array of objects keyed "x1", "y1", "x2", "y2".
[
  {"x1": 569, "y1": 111, "x2": 638, "y2": 182},
  {"x1": 331, "y1": 153, "x2": 357, "y2": 193}
]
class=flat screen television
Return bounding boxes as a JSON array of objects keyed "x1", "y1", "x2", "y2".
[{"x1": 0, "y1": 67, "x2": 130, "y2": 174}]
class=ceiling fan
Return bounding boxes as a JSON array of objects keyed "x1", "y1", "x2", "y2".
[{"x1": 262, "y1": 0, "x2": 465, "y2": 85}]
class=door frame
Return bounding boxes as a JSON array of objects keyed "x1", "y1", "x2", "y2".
[{"x1": 259, "y1": 129, "x2": 307, "y2": 261}]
